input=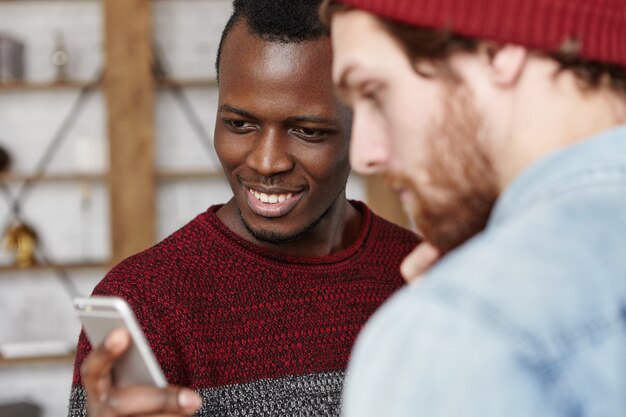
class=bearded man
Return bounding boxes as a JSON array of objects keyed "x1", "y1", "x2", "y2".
[{"x1": 323, "y1": 0, "x2": 626, "y2": 415}]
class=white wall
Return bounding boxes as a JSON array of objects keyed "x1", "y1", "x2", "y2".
[{"x1": 0, "y1": 1, "x2": 365, "y2": 416}]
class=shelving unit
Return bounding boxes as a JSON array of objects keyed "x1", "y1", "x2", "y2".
[
  {"x1": 0, "y1": 0, "x2": 228, "y2": 372},
  {"x1": 0, "y1": 170, "x2": 223, "y2": 183},
  {"x1": 0, "y1": 172, "x2": 104, "y2": 183},
  {"x1": 156, "y1": 77, "x2": 217, "y2": 88},
  {"x1": 156, "y1": 169, "x2": 223, "y2": 181},
  {"x1": 0, "y1": 353, "x2": 75, "y2": 366},
  {"x1": 0, "y1": 80, "x2": 100, "y2": 91},
  {"x1": 0, "y1": 0, "x2": 107, "y2": 377},
  {"x1": 0, "y1": 261, "x2": 108, "y2": 273},
  {"x1": 0, "y1": 78, "x2": 218, "y2": 92}
]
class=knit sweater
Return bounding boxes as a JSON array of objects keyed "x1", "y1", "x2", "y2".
[{"x1": 68, "y1": 201, "x2": 419, "y2": 417}]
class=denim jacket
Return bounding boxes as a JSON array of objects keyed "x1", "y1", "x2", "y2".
[{"x1": 342, "y1": 125, "x2": 626, "y2": 417}]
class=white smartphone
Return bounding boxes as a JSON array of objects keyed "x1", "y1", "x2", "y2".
[{"x1": 73, "y1": 296, "x2": 167, "y2": 388}]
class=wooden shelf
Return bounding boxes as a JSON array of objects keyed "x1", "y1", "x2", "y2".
[
  {"x1": 0, "y1": 170, "x2": 224, "y2": 183},
  {"x1": 156, "y1": 77, "x2": 217, "y2": 88},
  {"x1": 157, "y1": 169, "x2": 223, "y2": 181},
  {"x1": 0, "y1": 0, "x2": 97, "y2": 2},
  {"x1": 0, "y1": 261, "x2": 109, "y2": 273},
  {"x1": 0, "y1": 80, "x2": 100, "y2": 92},
  {"x1": 0, "y1": 172, "x2": 105, "y2": 183},
  {"x1": 0, "y1": 352, "x2": 75, "y2": 366}
]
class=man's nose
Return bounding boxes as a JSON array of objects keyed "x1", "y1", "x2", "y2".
[
  {"x1": 245, "y1": 129, "x2": 295, "y2": 176},
  {"x1": 349, "y1": 110, "x2": 390, "y2": 175}
]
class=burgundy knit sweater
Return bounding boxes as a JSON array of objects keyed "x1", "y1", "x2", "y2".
[{"x1": 68, "y1": 201, "x2": 419, "y2": 417}]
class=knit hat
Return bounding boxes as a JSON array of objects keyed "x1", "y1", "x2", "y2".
[{"x1": 335, "y1": 0, "x2": 626, "y2": 68}]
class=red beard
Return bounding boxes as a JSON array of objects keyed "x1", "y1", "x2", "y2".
[{"x1": 384, "y1": 87, "x2": 499, "y2": 253}]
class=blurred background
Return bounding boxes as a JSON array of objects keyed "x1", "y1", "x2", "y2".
[{"x1": 0, "y1": 1, "x2": 408, "y2": 416}]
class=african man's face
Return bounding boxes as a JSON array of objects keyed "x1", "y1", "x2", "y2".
[{"x1": 215, "y1": 21, "x2": 352, "y2": 245}]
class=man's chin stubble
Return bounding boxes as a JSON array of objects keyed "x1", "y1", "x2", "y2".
[{"x1": 238, "y1": 203, "x2": 332, "y2": 246}]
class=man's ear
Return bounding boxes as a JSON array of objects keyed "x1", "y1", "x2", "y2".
[{"x1": 490, "y1": 44, "x2": 528, "y2": 87}]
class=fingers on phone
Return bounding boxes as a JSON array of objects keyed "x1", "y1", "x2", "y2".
[
  {"x1": 81, "y1": 327, "x2": 130, "y2": 401},
  {"x1": 100, "y1": 386, "x2": 202, "y2": 416},
  {"x1": 104, "y1": 327, "x2": 131, "y2": 354}
]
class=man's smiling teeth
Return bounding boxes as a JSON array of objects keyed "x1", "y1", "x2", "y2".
[{"x1": 250, "y1": 189, "x2": 293, "y2": 204}]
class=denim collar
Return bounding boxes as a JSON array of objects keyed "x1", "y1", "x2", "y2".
[{"x1": 488, "y1": 124, "x2": 626, "y2": 229}]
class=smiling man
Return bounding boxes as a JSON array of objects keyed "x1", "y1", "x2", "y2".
[
  {"x1": 214, "y1": 17, "x2": 357, "y2": 255},
  {"x1": 66, "y1": 1, "x2": 419, "y2": 416},
  {"x1": 322, "y1": 0, "x2": 626, "y2": 416}
]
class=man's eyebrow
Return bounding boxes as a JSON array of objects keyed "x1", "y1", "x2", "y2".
[
  {"x1": 333, "y1": 63, "x2": 358, "y2": 102},
  {"x1": 218, "y1": 105, "x2": 255, "y2": 118},
  {"x1": 220, "y1": 105, "x2": 338, "y2": 125},
  {"x1": 285, "y1": 115, "x2": 338, "y2": 125},
  {"x1": 335, "y1": 63, "x2": 357, "y2": 92}
]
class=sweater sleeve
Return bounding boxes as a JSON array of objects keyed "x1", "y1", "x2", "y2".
[{"x1": 66, "y1": 257, "x2": 185, "y2": 417}]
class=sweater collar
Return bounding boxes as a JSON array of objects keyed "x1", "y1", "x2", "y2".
[{"x1": 205, "y1": 200, "x2": 373, "y2": 266}]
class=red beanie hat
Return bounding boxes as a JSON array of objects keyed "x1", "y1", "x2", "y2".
[{"x1": 336, "y1": 0, "x2": 626, "y2": 68}]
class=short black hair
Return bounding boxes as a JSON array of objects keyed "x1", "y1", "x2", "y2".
[{"x1": 215, "y1": 0, "x2": 327, "y2": 78}]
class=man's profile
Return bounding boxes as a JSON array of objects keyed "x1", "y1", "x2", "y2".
[{"x1": 323, "y1": 0, "x2": 626, "y2": 415}]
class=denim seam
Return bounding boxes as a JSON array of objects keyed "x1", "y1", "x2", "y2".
[
  {"x1": 426, "y1": 280, "x2": 545, "y2": 356},
  {"x1": 426, "y1": 280, "x2": 578, "y2": 413},
  {"x1": 426, "y1": 280, "x2": 624, "y2": 416},
  {"x1": 525, "y1": 166, "x2": 626, "y2": 211},
  {"x1": 545, "y1": 311, "x2": 624, "y2": 357}
]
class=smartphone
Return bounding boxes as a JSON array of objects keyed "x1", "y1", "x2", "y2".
[{"x1": 73, "y1": 296, "x2": 167, "y2": 388}]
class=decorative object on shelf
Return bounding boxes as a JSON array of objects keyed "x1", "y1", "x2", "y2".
[
  {"x1": 50, "y1": 31, "x2": 69, "y2": 82},
  {"x1": 0, "y1": 144, "x2": 11, "y2": 173},
  {"x1": 0, "y1": 33, "x2": 25, "y2": 83},
  {"x1": 2, "y1": 220, "x2": 38, "y2": 268}
]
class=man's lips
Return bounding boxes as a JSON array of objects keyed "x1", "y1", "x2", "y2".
[{"x1": 244, "y1": 186, "x2": 304, "y2": 218}]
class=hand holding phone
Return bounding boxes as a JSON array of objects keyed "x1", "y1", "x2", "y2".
[
  {"x1": 73, "y1": 296, "x2": 167, "y2": 387},
  {"x1": 73, "y1": 297, "x2": 202, "y2": 417}
]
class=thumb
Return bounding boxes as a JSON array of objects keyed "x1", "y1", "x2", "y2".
[{"x1": 400, "y1": 242, "x2": 440, "y2": 283}]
